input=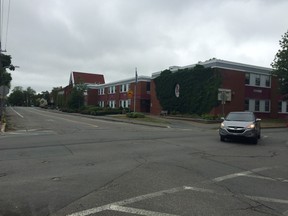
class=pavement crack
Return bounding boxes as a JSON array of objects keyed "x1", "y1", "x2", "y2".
[
  {"x1": 63, "y1": 145, "x2": 74, "y2": 155},
  {"x1": 52, "y1": 163, "x2": 144, "y2": 215},
  {"x1": 218, "y1": 184, "x2": 282, "y2": 216},
  {"x1": 240, "y1": 198, "x2": 283, "y2": 216}
]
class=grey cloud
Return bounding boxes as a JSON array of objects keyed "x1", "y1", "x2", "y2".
[{"x1": 5, "y1": 0, "x2": 288, "y2": 93}]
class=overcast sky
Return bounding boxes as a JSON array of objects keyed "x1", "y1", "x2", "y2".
[{"x1": 3, "y1": 0, "x2": 288, "y2": 93}]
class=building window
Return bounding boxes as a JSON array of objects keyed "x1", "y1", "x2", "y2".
[
  {"x1": 265, "y1": 75, "x2": 270, "y2": 87},
  {"x1": 146, "y1": 82, "x2": 151, "y2": 92},
  {"x1": 255, "y1": 75, "x2": 260, "y2": 86},
  {"x1": 244, "y1": 99, "x2": 249, "y2": 111},
  {"x1": 109, "y1": 100, "x2": 115, "y2": 108},
  {"x1": 120, "y1": 84, "x2": 129, "y2": 92},
  {"x1": 265, "y1": 100, "x2": 270, "y2": 112},
  {"x1": 120, "y1": 100, "x2": 129, "y2": 108},
  {"x1": 245, "y1": 73, "x2": 250, "y2": 85},
  {"x1": 109, "y1": 86, "x2": 116, "y2": 94},
  {"x1": 278, "y1": 101, "x2": 282, "y2": 113},
  {"x1": 255, "y1": 100, "x2": 260, "y2": 111},
  {"x1": 99, "y1": 101, "x2": 105, "y2": 107},
  {"x1": 99, "y1": 88, "x2": 105, "y2": 95},
  {"x1": 246, "y1": 73, "x2": 271, "y2": 88}
]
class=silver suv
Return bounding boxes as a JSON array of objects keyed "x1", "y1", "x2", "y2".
[{"x1": 219, "y1": 112, "x2": 261, "y2": 144}]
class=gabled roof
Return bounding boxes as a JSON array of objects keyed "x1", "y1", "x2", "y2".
[{"x1": 69, "y1": 71, "x2": 105, "y2": 86}]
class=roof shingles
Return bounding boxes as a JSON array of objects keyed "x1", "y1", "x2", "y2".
[{"x1": 70, "y1": 71, "x2": 105, "y2": 85}]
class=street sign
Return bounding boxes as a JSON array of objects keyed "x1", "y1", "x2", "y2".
[{"x1": 128, "y1": 90, "x2": 133, "y2": 99}]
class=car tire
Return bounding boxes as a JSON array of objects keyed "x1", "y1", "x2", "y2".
[
  {"x1": 251, "y1": 137, "x2": 258, "y2": 144},
  {"x1": 220, "y1": 136, "x2": 225, "y2": 142}
]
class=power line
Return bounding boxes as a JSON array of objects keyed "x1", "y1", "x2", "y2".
[
  {"x1": 4, "y1": 0, "x2": 10, "y2": 50},
  {"x1": 0, "y1": 0, "x2": 3, "y2": 44}
]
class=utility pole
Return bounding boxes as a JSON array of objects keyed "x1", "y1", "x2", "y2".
[
  {"x1": 134, "y1": 67, "x2": 137, "y2": 112},
  {"x1": 0, "y1": 0, "x2": 3, "y2": 123}
]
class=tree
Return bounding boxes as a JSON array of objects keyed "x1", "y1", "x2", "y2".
[
  {"x1": 24, "y1": 87, "x2": 36, "y2": 106},
  {"x1": 8, "y1": 86, "x2": 25, "y2": 106},
  {"x1": 51, "y1": 87, "x2": 63, "y2": 108},
  {"x1": 67, "y1": 84, "x2": 87, "y2": 109},
  {"x1": 8, "y1": 86, "x2": 36, "y2": 106},
  {"x1": 271, "y1": 30, "x2": 288, "y2": 95},
  {"x1": 0, "y1": 53, "x2": 13, "y2": 87}
]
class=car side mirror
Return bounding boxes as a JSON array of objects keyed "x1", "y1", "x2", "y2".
[
  {"x1": 256, "y1": 118, "x2": 261, "y2": 122},
  {"x1": 221, "y1": 117, "x2": 225, "y2": 121}
]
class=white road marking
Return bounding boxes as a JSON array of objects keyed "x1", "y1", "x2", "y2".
[
  {"x1": 185, "y1": 186, "x2": 288, "y2": 204},
  {"x1": 66, "y1": 205, "x2": 110, "y2": 216},
  {"x1": 10, "y1": 107, "x2": 24, "y2": 118},
  {"x1": 184, "y1": 186, "x2": 215, "y2": 193},
  {"x1": 67, "y1": 182, "x2": 288, "y2": 216},
  {"x1": 243, "y1": 174, "x2": 288, "y2": 183},
  {"x1": 113, "y1": 187, "x2": 185, "y2": 206},
  {"x1": 109, "y1": 205, "x2": 179, "y2": 216},
  {"x1": 243, "y1": 194, "x2": 288, "y2": 204},
  {"x1": 67, "y1": 187, "x2": 186, "y2": 216},
  {"x1": 212, "y1": 166, "x2": 275, "y2": 182}
]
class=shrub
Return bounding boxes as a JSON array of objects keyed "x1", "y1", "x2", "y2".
[
  {"x1": 126, "y1": 112, "x2": 145, "y2": 118},
  {"x1": 201, "y1": 114, "x2": 220, "y2": 120}
]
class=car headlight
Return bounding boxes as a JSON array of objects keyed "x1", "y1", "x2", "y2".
[
  {"x1": 220, "y1": 122, "x2": 225, "y2": 128},
  {"x1": 247, "y1": 123, "x2": 255, "y2": 129}
]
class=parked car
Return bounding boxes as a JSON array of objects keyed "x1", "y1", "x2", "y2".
[{"x1": 219, "y1": 111, "x2": 261, "y2": 144}]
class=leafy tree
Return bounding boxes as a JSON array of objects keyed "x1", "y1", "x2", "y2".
[
  {"x1": 51, "y1": 87, "x2": 63, "y2": 108},
  {"x1": 41, "y1": 91, "x2": 50, "y2": 104},
  {"x1": 24, "y1": 87, "x2": 36, "y2": 106},
  {"x1": 271, "y1": 30, "x2": 288, "y2": 95},
  {"x1": 8, "y1": 86, "x2": 36, "y2": 106},
  {"x1": 8, "y1": 86, "x2": 25, "y2": 106},
  {"x1": 67, "y1": 84, "x2": 87, "y2": 109},
  {"x1": 0, "y1": 54, "x2": 13, "y2": 87}
]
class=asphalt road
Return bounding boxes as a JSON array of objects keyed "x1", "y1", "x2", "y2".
[{"x1": 0, "y1": 107, "x2": 288, "y2": 216}]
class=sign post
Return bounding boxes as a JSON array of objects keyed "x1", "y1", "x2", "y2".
[{"x1": 218, "y1": 89, "x2": 231, "y2": 117}]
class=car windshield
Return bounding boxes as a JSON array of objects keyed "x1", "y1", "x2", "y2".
[{"x1": 225, "y1": 113, "x2": 255, "y2": 121}]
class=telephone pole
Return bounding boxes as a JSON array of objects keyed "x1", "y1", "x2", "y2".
[
  {"x1": 0, "y1": 0, "x2": 3, "y2": 123},
  {"x1": 133, "y1": 67, "x2": 137, "y2": 112}
]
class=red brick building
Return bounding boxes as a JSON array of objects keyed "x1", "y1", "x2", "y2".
[
  {"x1": 88, "y1": 76, "x2": 151, "y2": 112},
  {"x1": 59, "y1": 60, "x2": 287, "y2": 119},
  {"x1": 59, "y1": 71, "x2": 105, "y2": 107},
  {"x1": 150, "y1": 59, "x2": 288, "y2": 118},
  {"x1": 70, "y1": 71, "x2": 105, "y2": 106}
]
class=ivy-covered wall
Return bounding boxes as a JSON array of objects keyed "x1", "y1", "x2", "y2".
[{"x1": 154, "y1": 65, "x2": 221, "y2": 115}]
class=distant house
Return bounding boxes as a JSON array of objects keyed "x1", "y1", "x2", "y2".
[
  {"x1": 69, "y1": 71, "x2": 105, "y2": 86},
  {"x1": 60, "y1": 71, "x2": 105, "y2": 107}
]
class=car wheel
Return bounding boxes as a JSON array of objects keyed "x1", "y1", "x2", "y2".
[
  {"x1": 220, "y1": 136, "x2": 225, "y2": 142},
  {"x1": 251, "y1": 137, "x2": 258, "y2": 144}
]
